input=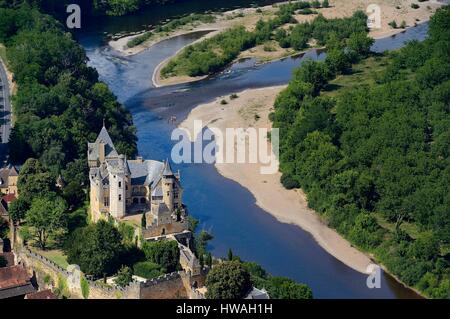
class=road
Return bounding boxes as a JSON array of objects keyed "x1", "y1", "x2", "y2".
[{"x1": 0, "y1": 57, "x2": 11, "y2": 163}]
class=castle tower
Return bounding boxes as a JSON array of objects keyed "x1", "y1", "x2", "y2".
[
  {"x1": 162, "y1": 159, "x2": 175, "y2": 212},
  {"x1": 109, "y1": 155, "x2": 127, "y2": 219}
]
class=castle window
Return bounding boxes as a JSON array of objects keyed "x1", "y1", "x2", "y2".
[
  {"x1": 119, "y1": 194, "x2": 122, "y2": 201},
  {"x1": 104, "y1": 197, "x2": 109, "y2": 207},
  {"x1": 119, "y1": 181, "x2": 122, "y2": 188}
]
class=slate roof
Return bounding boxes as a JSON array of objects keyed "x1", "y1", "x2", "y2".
[
  {"x1": 88, "y1": 126, "x2": 119, "y2": 162},
  {"x1": 128, "y1": 160, "x2": 164, "y2": 186},
  {"x1": 245, "y1": 287, "x2": 270, "y2": 299},
  {"x1": 159, "y1": 202, "x2": 171, "y2": 215},
  {"x1": 151, "y1": 186, "x2": 163, "y2": 197},
  {"x1": 163, "y1": 159, "x2": 174, "y2": 176},
  {"x1": 96, "y1": 126, "x2": 119, "y2": 158}
]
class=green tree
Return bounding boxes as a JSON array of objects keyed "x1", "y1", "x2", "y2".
[
  {"x1": 205, "y1": 260, "x2": 252, "y2": 299},
  {"x1": 187, "y1": 216, "x2": 199, "y2": 232},
  {"x1": 346, "y1": 32, "x2": 374, "y2": 61},
  {"x1": 141, "y1": 212, "x2": 147, "y2": 228},
  {"x1": 17, "y1": 158, "x2": 56, "y2": 201},
  {"x1": 7, "y1": 197, "x2": 29, "y2": 223},
  {"x1": 26, "y1": 196, "x2": 67, "y2": 249},
  {"x1": 206, "y1": 252, "x2": 213, "y2": 268},
  {"x1": 114, "y1": 265, "x2": 133, "y2": 287},
  {"x1": 64, "y1": 221, "x2": 124, "y2": 277},
  {"x1": 264, "y1": 277, "x2": 313, "y2": 299},
  {"x1": 228, "y1": 248, "x2": 233, "y2": 261}
]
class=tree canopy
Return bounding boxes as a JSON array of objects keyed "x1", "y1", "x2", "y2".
[{"x1": 205, "y1": 260, "x2": 252, "y2": 299}]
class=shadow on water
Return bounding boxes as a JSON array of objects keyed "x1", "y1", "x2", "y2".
[{"x1": 78, "y1": 18, "x2": 430, "y2": 299}]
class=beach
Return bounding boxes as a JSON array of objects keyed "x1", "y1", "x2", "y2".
[{"x1": 178, "y1": 86, "x2": 374, "y2": 274}]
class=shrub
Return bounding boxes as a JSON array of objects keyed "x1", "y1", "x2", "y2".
[
  {"x1": 133, "y1": 261, "x2": 164, "y2": 279},
  {"x1": 80, "y1": 275, "x2": 89, "y2": 299},
  {"x1": 114, "y1": 266, "x2": 133, "y2": 287},
  {"x1": 280, "y1": 173, "x2": 300, "y2": 189},
  {"x1": 389, "y1": 20, "x2": 398, "y2": 29},
  {"x1": 411, "y1": 3, "x2": 420, "y2": 9},
  {"x1": 142, "y1": 240, "x2": 180, "y2": 272}
]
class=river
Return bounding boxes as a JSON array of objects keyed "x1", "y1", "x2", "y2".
[{"x1": 75, "y1": 1, "x2": 429, "y2": 298}]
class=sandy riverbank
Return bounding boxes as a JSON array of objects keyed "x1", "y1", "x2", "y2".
[{"x1": 178, "y1": 86, "x2": 375, "y2": 274}]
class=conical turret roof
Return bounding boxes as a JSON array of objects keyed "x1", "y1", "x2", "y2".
[{"x1": 163, "y1": 159, "x2": 174, "y2": 176}]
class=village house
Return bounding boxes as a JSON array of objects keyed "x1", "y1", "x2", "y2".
[{"x1": 0, "y1": 165, "x2": 19, "y2": 196}]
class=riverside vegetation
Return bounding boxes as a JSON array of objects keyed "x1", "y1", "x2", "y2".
[
  {"x1": 127, "y1": 13, "x2": 216, "y2": 48},
  {"x1": 271, "y1": 6, "x2": 450, "y2": 298},
  {"x1": 161, "y1": 1, "x2": 367, "y2": 79}
]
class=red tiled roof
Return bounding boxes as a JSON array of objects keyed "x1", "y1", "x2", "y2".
[
  {"x1": 25, "y1": 289, "x2": 57, "y2": 299},
  {"x1": 0, "y1": 265, "x2": 31, "y2": 290},
  {"x1": 2, "y1": 193, "x2": 16, "y2": 203}
]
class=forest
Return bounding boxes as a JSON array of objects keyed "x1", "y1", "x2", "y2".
[{"x1": 271, "y1": 6, "x2": 450, "y2": 298}]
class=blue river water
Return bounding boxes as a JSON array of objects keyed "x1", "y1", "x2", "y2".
[{"x1": 77, "y1": 15, "x2": 429, "y2": 299}]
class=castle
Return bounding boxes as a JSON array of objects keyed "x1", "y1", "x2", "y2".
[{"x1": 88, "y1": 126, "x2": 184, "y2": 229}]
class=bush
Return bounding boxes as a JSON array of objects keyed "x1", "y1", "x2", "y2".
[
  {"x1": 80, "y1": 275, "x2": 89, "y2": 299},
  {"x1": 280, "y1": 173, "x2": 300, "y2": 189},
  {"x1": 411, "y1": 4, "x2": 420, "y2": 9},
  {"x1": 142, "y1": 240, "x2": 180, "y2": 273},
  {"x1": 133, "y1": 261, "x2": 164, "y2": 279},
  {"x1": 389, "y1": 20, "x2": 398, "y2": 29},
  {"x1": 114, "y1": 265, "x2": 133, "y2": 287}
]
